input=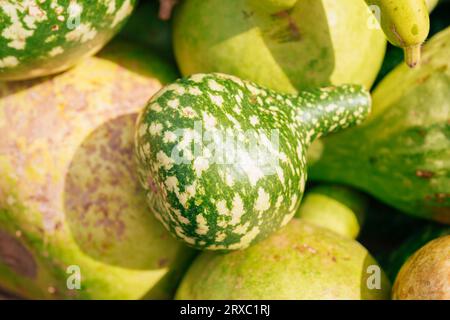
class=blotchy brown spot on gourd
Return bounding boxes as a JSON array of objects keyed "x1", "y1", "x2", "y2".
[
  {"x1": 415, "y1": 169, "x2": 434, "y2": 179},
  {"x1": 416, "y1": 74, "x2": 431, "y2": 84},
  {"x1": 0, "y1": 230, "x2": 37, "y2": 279},
  {"x1": 271, "y1": 10, "x2": 301, "y2": 43},
  {"x1": 435, "y1": 64, "x2": 448, "y2": 73},
  {"x1": 64, "y1": 115, "x2": 138, "y2": 240},
  {"x1": 158, "y1": 258, "x2": 169, "y2": 268},
  {"x1": 148, "y1": 176, "x2": 160, "y2": 194},
  {"x1": 293, "y1": 243, "x2": 317, "y2": 254},
  {"x1": 272, "y1": 254, "x2": 281, "y2": 261},
  {"x1": 432, "y1": 206, "x2": 450, "y2": 224},
  {"x1": 242, "y1": 10, "x2": 254, "y2": 19}
]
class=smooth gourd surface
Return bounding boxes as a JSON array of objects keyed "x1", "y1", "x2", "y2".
[
  {"x1": 295, "y1": 184, "x2": 367, "y2": 239},
  {"x1": 173, "y1": 0, "x2": 386, "y2": 93},
  {"x1": 176, "y1": 220, "x2": 391, "y2": 300},
  {"x1": 393, "y1": 235, "x2": 450, "y2": 300}
]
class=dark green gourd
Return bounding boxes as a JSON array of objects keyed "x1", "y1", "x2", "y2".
[
  {"x1": 308, "y1": 27, "x2": 450, "y2": 224},
  {"x1": 135, "y1": 73, "x2": 371, "y2": 250}
]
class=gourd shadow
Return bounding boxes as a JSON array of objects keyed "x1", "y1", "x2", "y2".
[
  {"x1": 0, "y1": 76, "x2": 50, "y2": 99},
  {"x1": 257, "y1": 0, "x2": 335, "y2": 90},
  {"x1": 98, "y1": 40, "x2": 179, "y2": 82},
  {"x1": 63, "y1": 113, "x2": 194, "y2": 273},
  {"x1": 117, "y1": 0, "x2": 176, "y2": 65},
  {"x1": 177, "y1": 0, "x2": 334, "y2": 92}
]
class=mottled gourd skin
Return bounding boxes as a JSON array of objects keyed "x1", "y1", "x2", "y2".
[
  {"x1": 173, "y1": 0, "x2": 386, "y2": 93},
  {"x1": 393, "y1": 235, "x2": 450, "y2": 300},
  {"x1": 308, "y1": 27, "x2": 450, "y2": 224},
  {"x1": 295, "y1": 184, "x2": 367, "y2": 239},
  {"x1": 0, "y1": 41, "x2": 195, "y2": 299},
  {"x1": 386, "y1": 224, "x2": 449, "y2": 281},
  {"x1": 0, "y1": 0, "x2": 136, "y2": 80},
  {"x1": 135, "y1": 73, "x2": 371, "y2": 250},
  {"x1": 176, "y1": 220, "x2": 391, "y2": 300}
]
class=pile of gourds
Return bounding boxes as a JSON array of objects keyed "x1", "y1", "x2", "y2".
[{"x1": 0, "y1": 0, "x2": 448, "y2": 300}]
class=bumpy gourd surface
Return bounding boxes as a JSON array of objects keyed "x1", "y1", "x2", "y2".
[
  {"x1": 0, "y1": 0, "x2": 136, "y2": 80},
  {"x1": 135, "y1": 73, "x2": 370, "y2": 250}
]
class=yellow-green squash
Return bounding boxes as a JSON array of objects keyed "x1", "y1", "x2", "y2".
[
  {"x1": 176, "y1": 219, "x2": 391, "y2": 299},
  {"x1": 173, "y1": 0, "x2": 386, "y2": 93},
  {"x1": 295, "y1": 184, "x2": 367, "y2": 238},
  {"x1": 0, "y1": 40, "x2": 194, "y2": 299}
]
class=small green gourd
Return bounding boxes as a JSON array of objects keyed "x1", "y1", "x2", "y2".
[
  {"x1": 135, "y1": 73, "x2": 371, "y2": 250},
  {"x1": 295, "y1": 184, "x2": 367, "y2": 239},
  {"x1": 365, "y1": 0, "x2": 430, "y2": 67}
]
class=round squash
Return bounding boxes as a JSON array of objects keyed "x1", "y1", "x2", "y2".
[{"x1": 0, "y1": 40, "x2": 194, "y2": 299}]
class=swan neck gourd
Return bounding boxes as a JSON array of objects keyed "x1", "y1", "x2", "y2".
[{"x1": 135, "y1": 73, "x2": 371, "y2": 250}]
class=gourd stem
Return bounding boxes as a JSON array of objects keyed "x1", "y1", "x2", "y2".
[{"x1": 404, "y1": 44, "x2": 421, "y2": 68}]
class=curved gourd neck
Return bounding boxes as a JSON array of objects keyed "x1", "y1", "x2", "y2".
[{"x1": 286, "y1": 85, "x2": 371, "y2": 145}]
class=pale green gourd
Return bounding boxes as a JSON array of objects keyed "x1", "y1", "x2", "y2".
[
  {"x1": 175, "y1": 220, "x2": 391, "y2": 299},
  {"x1": 295, "y1": 184, "x2": 367, "y2": 239},
  {"x1": 0, "y1": 40, "x2": 194, "y2": 299},
  {"x1": 365, "y1": 0, "x2": 430, "y2": 67},
  {"x1": 173, "y1": 0, "x2": 386, "y2": 93}
]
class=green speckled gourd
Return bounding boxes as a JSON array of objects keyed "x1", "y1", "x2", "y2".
[
  {"x1": 308, "y1": 27, "x2": 450, "y2": 224},
  {"x1": 0, "y1": 0, "x2": 136, "y2": 81},
  {"x1": 135, "y1": 73, "x2": 371, "y2": 250},
  {"x1": 295, "y1": 184, "x2": 367, "y2": 239},
  {"x1": 175, "y1": 220, "x2": 391, "y2": 300}
]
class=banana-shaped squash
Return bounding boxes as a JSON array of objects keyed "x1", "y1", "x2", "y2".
[{"x1": 366, "y1": 0, "x2": 430, "y2": 67}]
